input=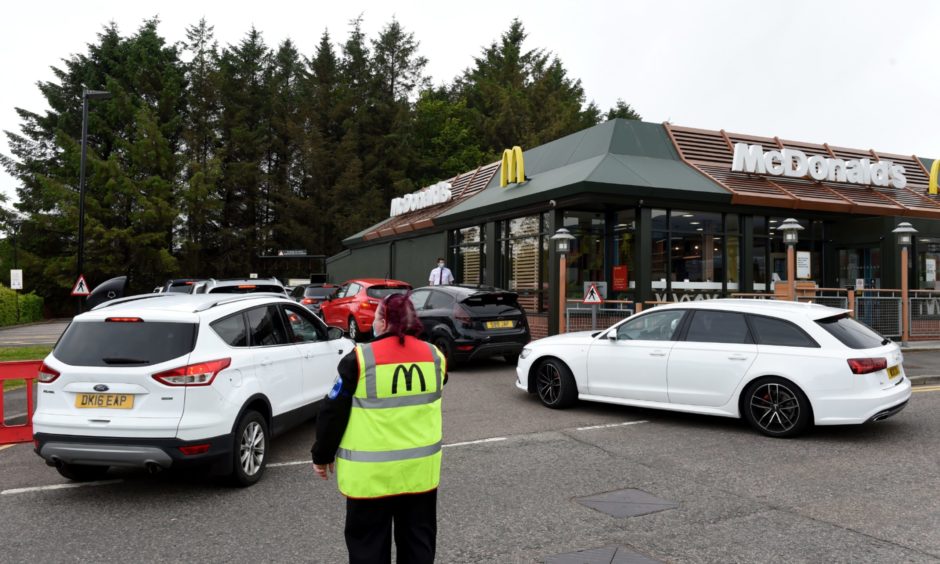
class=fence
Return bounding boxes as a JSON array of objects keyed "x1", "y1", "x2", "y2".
[{"x1": 565, "y1": 300, "x2": 634, "y2": 332}]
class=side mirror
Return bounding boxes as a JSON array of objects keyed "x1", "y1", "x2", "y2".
[
  {"x1": 327, "y1": 326, "x2": 344, "y2": 340},
  {"x1": 607, "y1": 331, "x2": 618, "y2": 341}
]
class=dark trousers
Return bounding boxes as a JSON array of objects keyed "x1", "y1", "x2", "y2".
[{"x1": 345, "y1": 489, "x2": 437, "y2": 564}]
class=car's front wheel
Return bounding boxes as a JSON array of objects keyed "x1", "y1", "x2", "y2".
[
  {"x1": 348, "y1": 317, "x2": 361, "y2": 342},
  {"x1": 534, "y1": 358, "x2": 578, "y2": 409},
  {"x1": 229, "y1": 410, "x2": 268, "y2": 487},
  {"x1": 56, "y1": 462, "x2": 110, "y2": 482},
  {"x1": 742, "y1": 377, "x2": 812, "y2": 438}
]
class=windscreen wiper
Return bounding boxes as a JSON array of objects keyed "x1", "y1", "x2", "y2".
[{"x1": 102, "y1": 357, "x2": 150, "y2": 365}]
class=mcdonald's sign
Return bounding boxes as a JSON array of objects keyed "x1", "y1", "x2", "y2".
[
  {"x1": 391, "y1": 364, "x2": 427, "y2": 394},
  {"x1": 500, "y1": 146, "x2": 525, "y2": 187},
  {"x1": 930, "y1": 158, "x2": 939, "y2": 195}
]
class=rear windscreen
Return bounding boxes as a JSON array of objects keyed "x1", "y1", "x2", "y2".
[
  {"x1": 366, "y1": 286, "x2": 410, "y2": 299},
  {"x1": 53, "y1": 321, "x2": 198, "y2": 367},
  {"x1": 816, "y1": 314, "x2": 887, "y2": 349},
  {"x1": 209, "y1": 285, "x2": 284, "y2": 294},
  {"x1": 167, "y1": 283, "x2": 194, "y2": 293},
  {"x1": 305, "y1": 287, "x2": 336, "y2": 298},
  {"x1": 460, "y1": 294, "x2": 522, "y2": 316}
]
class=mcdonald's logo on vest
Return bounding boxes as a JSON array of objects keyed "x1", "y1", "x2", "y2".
[
  {"x1": 500, "y1": 146, "x2": 526, "y2": 187},
  {"x1": 930, "y1": 159, "x2": 939, "y2": 195},
  {"x1": 392, "y1": 364, "x2": 427, "y2": 394}
]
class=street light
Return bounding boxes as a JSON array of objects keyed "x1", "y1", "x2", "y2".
[
  {"x1": 893, "y1": 221, "x2": 918, "y2": 344},
  {"x1": 77, "y1": 88, "x2": 111, "y2": 313},
  {"x1": 551, "y1": 228, "x2": 575, "y2": 333},
  {"x1": 778, "y1": 218, "x2": 804, "y2": 301}
]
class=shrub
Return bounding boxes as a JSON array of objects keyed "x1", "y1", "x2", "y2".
[{"x1": 0, "y1": 286, "x2": 45, "y2": 326}]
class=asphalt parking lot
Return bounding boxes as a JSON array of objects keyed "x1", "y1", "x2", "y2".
[{"x1": 1, "y1": 359, "x2": 939, "y2": 563}]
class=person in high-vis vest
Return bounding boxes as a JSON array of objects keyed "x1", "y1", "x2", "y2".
[{"x1": 312, "y1": 292, "x2": 447, "y2": 564}]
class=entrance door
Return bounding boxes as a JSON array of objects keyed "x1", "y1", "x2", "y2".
[{"x1": 838, "y1": 247, "x2": 881, "y2": 289}]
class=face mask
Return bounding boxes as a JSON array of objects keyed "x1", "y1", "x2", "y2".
[{"x1": 438, "y1": 262, "x2": 445, "y2": 267}]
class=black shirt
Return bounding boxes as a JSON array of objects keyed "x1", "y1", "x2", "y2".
[{"x1": 311, "y1": 334, "x2": 447, "y2": 465}]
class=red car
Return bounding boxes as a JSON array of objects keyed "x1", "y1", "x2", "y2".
[{"x1": 320, "y1": 278, "x2": 413, "y2": 341}]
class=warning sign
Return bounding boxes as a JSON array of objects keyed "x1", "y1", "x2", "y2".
[
  {"x1": 71, "y1": 275, "x2": 91, "y2": 296},
  {"x1": 582, "y1": 283, "x2": 604, "y2": 304}
]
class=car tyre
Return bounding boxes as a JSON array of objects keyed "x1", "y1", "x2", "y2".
[
  {"x1": 535, "y1": 358, "x2": 577, "y2": 409},
  {"x1": 228, "y1": 410, "x2": 268, "y2": 487},
  {"x1": 348, "y1": 317, "x2": 361, "y2": 342},
  {"x1": 432, "y1": 336, "x2": 456, "y2": 367},
  {"x1": 742, "y1": 377, "x2": 812, "y2": 438},
  {"x1": 56, "y1": 462, "x2": 110, "y2": 482}
]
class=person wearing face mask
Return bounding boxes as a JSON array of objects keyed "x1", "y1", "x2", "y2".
[
  {"x1": 312, "y1": 293, "x2": 447, "y2": 564},
  {"x1": 428, "y1": 257, "x2": 454, "y2": 286}
]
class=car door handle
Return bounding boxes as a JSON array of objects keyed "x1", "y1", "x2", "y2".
[
  {"x1": 728, "y1": 354, "x2": 749, "y2": 361},
  {"x1": 649, "y1": 351, "x2": 667, "y2": 357},
  {"x1": 260, "y1": 359, "x2": 273, "y2": 367},
  {"x1": 337, "y1": 349, "x2": 344, "y2": 355}
]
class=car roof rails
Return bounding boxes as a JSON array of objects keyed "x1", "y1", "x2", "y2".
[
  {"x1": 192, "y1": 292, "x2": 289, "y2": 313},
  {"x1": 90, "y1": 293, "x2": 179, "y2": 311}
]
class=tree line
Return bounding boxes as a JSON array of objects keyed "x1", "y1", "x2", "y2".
[{"x1": 1, "y1": 17, "x2": 640, "y2": 311}]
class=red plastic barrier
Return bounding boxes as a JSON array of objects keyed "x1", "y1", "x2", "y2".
[{"x1": 0, "y1": 360, "x2": 42, "y2": 444}]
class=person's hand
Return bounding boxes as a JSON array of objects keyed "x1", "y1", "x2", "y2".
[{"x1": 313, "y1": 462, "x2": 334, "y2": 480}]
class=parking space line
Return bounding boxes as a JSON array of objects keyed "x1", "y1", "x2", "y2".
[
  {"x1": 1, "y1": 480, "x2": 123, "y2": 496},
  {"x1": 575, "y1": 420, "x2": 649, "y2": 431},
  {"x1": 442, "y1": 437, "x2": 507, "y2": 448},
  {"x1": 912, "y1": 385, "x2": 940, "y2": 393},
  {"x1": 268, "y1": 460, "x2": 310, "y2": 468}
]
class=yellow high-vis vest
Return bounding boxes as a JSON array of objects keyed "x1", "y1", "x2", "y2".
[{"x1": 336, "y1": 335, "x2": 445, "y2": 499}]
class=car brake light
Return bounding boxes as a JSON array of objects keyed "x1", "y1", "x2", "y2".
[
  {"x1": 153, "y1": 358, "x2": 231, "y2": 386},
  {"x1": 178, "y1": 444, "x2": 211, "y2": 455},
  {"x1": 184, "y1": 281, "x2": 194, "y2": 285},
  {"x1": 847, "y1": 357, "x2": 888, "y2": 374},
  {"x1": 37, "y1": 362, "x2": 60, "y2": 383},
  {"x1": 302, "y1": 298, "x2": 316, "y2": 304},
  {"x1": 457, "y1": 345, "x2": 474, "y2": 351},
  {"x1": 106, "y1": 317, "x2": 143, "y2": 322},
  {"x1": 454, "y1": 304, "x2": 473, "y2": 328},
  {"x1": 237, "y1": 285, "x2": 256, "y2": 289}
]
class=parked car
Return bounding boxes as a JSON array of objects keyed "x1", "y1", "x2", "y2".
[
  {"x1": 516, "y1": 299, "x2": 911, "y2": 437},
  {"x1": 319, "y1": 278, "x2": 412, "y2": 341},
  {"x1": 409, "y1": 285, "x2": 530, "y2": 365},
  {"x1": 156, "y1": 278, "x2": 205, "y2": 294},
  {"x1": 196, "y1": 277, "x2": 287, "y2": 295},
  {"x1": 32, "y1": 293, "x2": 353, "y2": 486},
  {"x1": 289, "y1": 283, "x2": 337, "y2": 316}
]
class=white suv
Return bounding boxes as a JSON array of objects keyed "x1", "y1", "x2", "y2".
[{"x1": 33, "y1": 293, "x2": 352, "y2": 486}]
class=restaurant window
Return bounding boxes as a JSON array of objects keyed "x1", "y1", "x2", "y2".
[
  {"x1": 651, "y1": 209, "x2": 738, "y2": 299},
  {"x1": 498, "y1": 214, "x2": 548, "y2": 313},
  {"x1": 612, "y1": 210, "x2": 636, "y2": 300},
  {"x1": 756, "y1": 217, "x2": 823, "y2": 292},
  {"x1": 449, "y1": 226, "x2": 485, "y2": 285},
  {"x1": 563, "y1": 212, "x2": 605, "y2": 299},
  {"x1": 917, "y1": 237, "x2": 940, "y2": 290}
]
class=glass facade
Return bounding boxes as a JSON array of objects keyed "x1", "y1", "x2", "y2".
[
  {"x1": 498, "y1": 214, "x2": 548, "y2": 313},
  {"x1": 449, "y1": 225, "x2": 484, "y2": 285},
  {"x1": 918, "y1": 237, "x2": 940, "y2": 290},
  {"x1": 651, "y1": 209, "x2": 739, "y2": 299}
]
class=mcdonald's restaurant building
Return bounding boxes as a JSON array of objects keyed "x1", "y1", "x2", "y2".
[{"x1": 327, "y1": 119, "x2": 940, "y2": 339}]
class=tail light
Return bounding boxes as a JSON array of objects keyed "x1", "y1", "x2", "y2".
[
  {"x1": 37, "y1": 362, "x2": 60, "y2": 383},
  {"x1": 106, "y1": 317, "x2": 143, "y2": 322},
  {"x1": 153, "y1": 358, "x2": 231, "y2": 386},
  {"x1": 360, "y1": 300, "x2": 380, "y2": 309},
  {"x1": 454, "y1": 304, "x2": 473, "y2": 328},
  {"x1": 847, "y1": 358, "x2": 888, "y2": 374},
  {"x1": 178, "y1": 444, "x2": 211, "y2": 455},
  {"x1": 301, "y1": 298, "x2": 318, "y2": 305}
]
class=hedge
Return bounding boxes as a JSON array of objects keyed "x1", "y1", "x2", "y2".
[{"x1": 0, "y1": 286, "x2": 44, "y2": 327}]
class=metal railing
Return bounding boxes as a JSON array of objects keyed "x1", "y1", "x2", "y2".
[{"x1": 565, "y1": 300, "x2": 634, "y2": 332}]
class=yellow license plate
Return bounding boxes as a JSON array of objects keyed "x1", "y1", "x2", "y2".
[
  {"x1": 75, "y1": 393, "x2": 134, "y2": 409},
  {"x1": 887, "y1": 365, "x2": 900, "y2": 379},
  {"x1": 485, "y1": 320, "x2": 514, "y2": 329}
]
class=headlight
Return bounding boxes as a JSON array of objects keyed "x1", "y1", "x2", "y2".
[{"x1": 520, "y1": 347, "x2": 533, "y2": 360}]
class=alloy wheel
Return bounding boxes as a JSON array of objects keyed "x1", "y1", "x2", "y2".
[
  {"x1": 348, "y1": 318, "x2": 358, "y2": 340},
  {"x1": 240, "y1": 421, "x2": 265, "y2": 476},
  {"x1": 749, "y1": 382, "x2": 801, "y2": 434},
  {"x1": 536, "y1": 362, "x2": 561, "y2": 405}
]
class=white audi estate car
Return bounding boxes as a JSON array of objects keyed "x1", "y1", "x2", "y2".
[
  {"x1": 516, "y1": 299, "x2": 911, "y2": 437},
  {"x1": 33, "y1": 293, "x2": 352, "y2": 486}
]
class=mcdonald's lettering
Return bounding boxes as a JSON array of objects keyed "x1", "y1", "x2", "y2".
[
  {"x1": 500, "y1": 146, "x2": 525, "y2": 187},
  {"x1": 391, "y1": 364, "x2": 427, "y2": 394},
  {"x1": 930, "y1": 158, "x2": 939, "y2": 195}
]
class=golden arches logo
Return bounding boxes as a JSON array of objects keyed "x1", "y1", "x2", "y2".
[
  {"x1": 930, "y1": 159, "x2": 939, "y2": 195},
  {"x1": 500, "y1": 146, "x2": 525, "y2": 187}
]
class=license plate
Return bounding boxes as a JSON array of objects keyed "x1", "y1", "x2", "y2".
[
  {"x1": 887, "y1": 365, "x2": 900, "y2": 379},
  {"x1": 485, "y1": 320, "x2": 514, "y2": 329},
  {"x1": 75, "y1": 393, "x2": 134, "y2": 409}
]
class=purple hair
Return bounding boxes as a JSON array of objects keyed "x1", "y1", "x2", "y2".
[{"x1": 379, "y1": 292, "x2": 424, "y2": 344}]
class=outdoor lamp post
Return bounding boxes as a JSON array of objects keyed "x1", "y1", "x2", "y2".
[
  {"x1": 77, "y1": 88, "x2": 111, "y2": 313},
  {"x1": 551, "y1": 228, "x2": 575, "y2": 333},
  {"x1": 778, "y1": 218, "x2": 804, "y2": 301},
  {"x1": 893, "y1": 221, "x2": 918, "y2": 344}
]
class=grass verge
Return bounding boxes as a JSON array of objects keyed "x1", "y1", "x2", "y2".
[{"x1": 1, "y1": 346, "x2": 52, "y2": 391}]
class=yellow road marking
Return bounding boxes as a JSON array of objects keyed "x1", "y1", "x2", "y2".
[{"x1": 912, "y1": 385, "x2": 940, "y2": 393}]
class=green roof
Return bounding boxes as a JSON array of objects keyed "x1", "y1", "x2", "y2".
[{"x1": 436, "y1": 119, "x2": 729, "y2": 223}]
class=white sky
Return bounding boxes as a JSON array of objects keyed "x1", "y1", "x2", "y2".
[{"x1": 2, "y1": 0, "x2": 939, "y2": 205}]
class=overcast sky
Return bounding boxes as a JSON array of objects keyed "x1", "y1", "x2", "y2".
[{"x1": 2, "y1": 0, "x2": 939, "y2": 206}]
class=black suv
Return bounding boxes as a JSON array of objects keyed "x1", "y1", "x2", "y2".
[
  {"x1": 289, "y1": 283, "x2": 337, "y2": 316},
  {"x1": 409, "y1": 286, "x2": 530, "y2": 365}
]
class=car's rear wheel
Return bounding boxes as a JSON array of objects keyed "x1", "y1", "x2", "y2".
[
  {"x1": 535, "y1": 358, "x2": 577, "y2": 409},
  {"x1": 742, "y1": 377, "x2": 811, "y2": 438},
  {"x1": 56, "y1": 462, "x2": 110, "y2": 482},
  {"x1": 229, "y1": 410, "x2": 268, "y2": 487},
  {"x1": 432, "y1": 336, "x2": 456, "y2": 366},
  {"x1": 348, "y1": 317, "x2": 361, "y2": 342}
]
